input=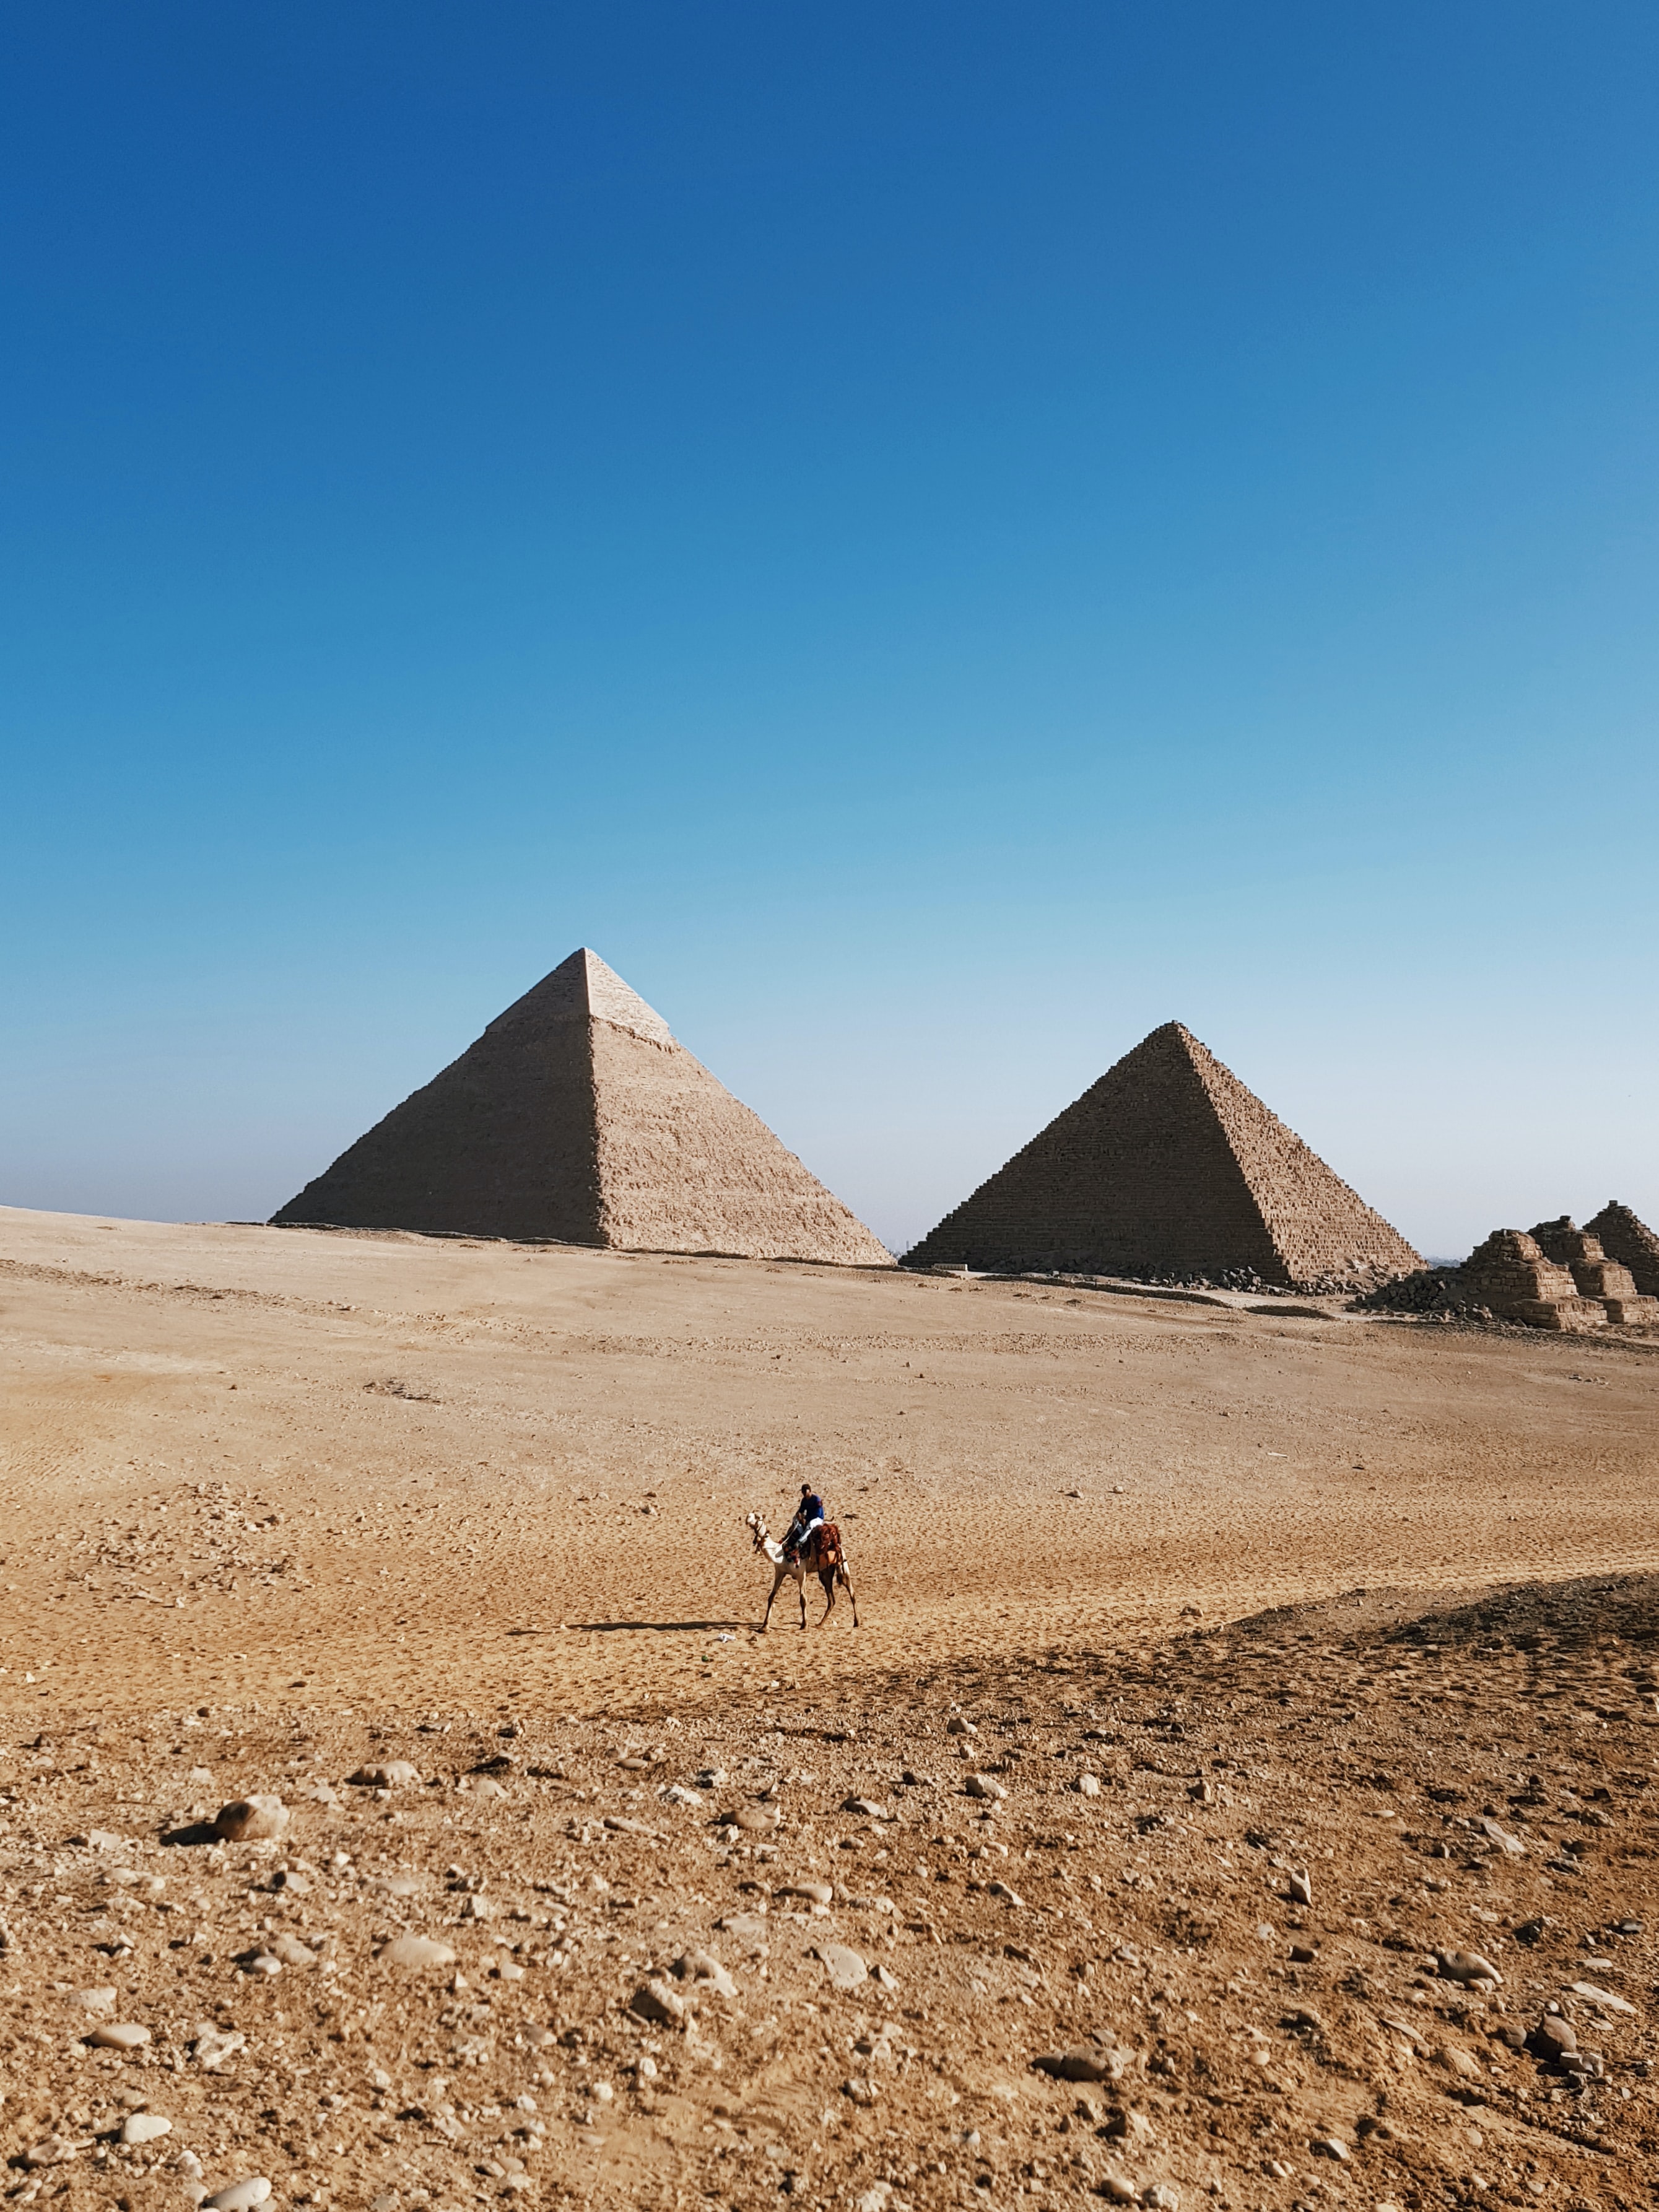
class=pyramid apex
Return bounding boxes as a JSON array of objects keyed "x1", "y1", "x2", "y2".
[{"x1": 491, "y1": 947, "x2": 676, "y2": 1047}]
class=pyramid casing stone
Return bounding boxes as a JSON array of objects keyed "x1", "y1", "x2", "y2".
[{"x1": 272, "y1": 948, "x2": 887, "y2": 1266}]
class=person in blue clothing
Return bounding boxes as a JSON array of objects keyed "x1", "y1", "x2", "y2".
[{"x1": 782, "y1": 1483, "x2": 826, "y2": 1562}]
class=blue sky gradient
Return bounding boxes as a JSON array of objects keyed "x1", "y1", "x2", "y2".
[{"x1": 4, "y1": 3, "x2": 1656, "y2": 1257}]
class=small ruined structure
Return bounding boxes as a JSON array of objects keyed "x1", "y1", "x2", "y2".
[
  {"x1": 1585, "y1": 1200, "x2": 1659, "y2": 1300},
  {"x1": 1530, "y1": 1217, "x2": 1659, "y2": 1327},
  {"x1": 272, "y1": 948, "x2": 890, "y2": 1265},
  {"x1": 1458, "y1": 1229, "x2": 1611, "y2": 1331},
  {"x1": 903, "y1": 1020, "x2": 1420, "y2": 1289}
]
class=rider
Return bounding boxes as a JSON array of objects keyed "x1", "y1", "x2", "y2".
[{"x1": 782, "y1": 1483, "x2": 826, "y2": 1562}]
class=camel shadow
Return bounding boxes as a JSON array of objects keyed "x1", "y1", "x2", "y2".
[{"x1": 569, "y1": 1619, "x2": 749, "y2": 1634}]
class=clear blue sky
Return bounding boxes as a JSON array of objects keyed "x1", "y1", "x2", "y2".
[{"x1": 4, "y1": 3, "x2": 1655, "y2": 1260}]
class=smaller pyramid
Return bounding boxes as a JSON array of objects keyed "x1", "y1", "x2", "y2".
[
  {"x1": 272, "y1": 949, "x2": 890, "y2": 1266},
  {"x1": 903, "y1": 1020, "x2": 1419, "y2": 1289},
  {"x1": 1461, "y1": 1229, "x2": 1607, "y2": 1331},
  {"x1": 1585, "y1": 1201, "x2": 1659, "y2": 1299}
]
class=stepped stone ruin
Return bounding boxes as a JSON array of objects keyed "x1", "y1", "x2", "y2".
[
  {"x1": 272, "y1": 948, "x2": 890, "y2": 1265},
  {"x1": 903, "y1": 1019, "x2": 1421, "y2": 1290},
  {"x1": 1531, "y1": 1216, "x2": 1659, "y2": 1327},
  {"x1": 1457, "y1": 1230, "x2": 1609, "y2": 1332},
  {"x1": 1450, "y1": 1219, "x2": 1659, "y2": 1331},
  {"x1": 1585, "y1": 1200, "x2": 1659, "y2": 1299}
]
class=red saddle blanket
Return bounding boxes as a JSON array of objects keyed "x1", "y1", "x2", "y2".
[{"x1": 801, "y1": 1522, "x2": 842, "y2": 1570}]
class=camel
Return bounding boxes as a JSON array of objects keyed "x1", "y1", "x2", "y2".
[{"x1": 746, "y1": 1511, "x2": 860, "y2": 1632}]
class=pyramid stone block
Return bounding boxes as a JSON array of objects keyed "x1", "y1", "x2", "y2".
[
  {"x1": 1533, "y1": 1214, "x2": 1659, "y2": 1326},
  {"x1": 902, "y1": 1020, "x2": 1419, "y2": 1290},
  {"x1": 272, "y1": 949, "x2": 890, "y2": 1266},
  {"x1": 1460, "y1": 1229, "x2": 1607, "y2": 1331},
  {"x1": 1585, "y1": 1201, "x2": 1659, "y2": 1299}
]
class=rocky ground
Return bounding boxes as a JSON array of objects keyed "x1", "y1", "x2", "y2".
[
  {"x1": 3, "y1": 1208, "x2": 1658, "y2": 2212},
  {"x1": 4, "y1": 1576, "x2": 1657, "y2": 2212}
]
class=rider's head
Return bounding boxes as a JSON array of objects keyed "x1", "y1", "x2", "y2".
[{"x1": 801, "y1": 1484, "x2": 813, "y2": 1499}]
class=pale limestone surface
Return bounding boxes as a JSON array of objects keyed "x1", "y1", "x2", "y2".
[{"x1": 273, "y1": 947, "x2": 888, "y2": 1266}]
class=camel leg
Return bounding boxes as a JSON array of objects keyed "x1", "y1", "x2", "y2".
[
  {"x1": 838, "y1": 1564, "x2": 860, "y2": 1627},
  {"x1": 761, "y1": 1564, "x2": 785, "y2": 1634},
  {"x1": 797, "y1": 1567, "x2": 808, "y2": 1629},
  {"x1": 816, "y1": 1568, "x2": 837, "y2": 1626}
]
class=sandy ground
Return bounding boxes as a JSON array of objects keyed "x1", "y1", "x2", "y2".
[{"x1": 2, "y1": 1208, "x2": 1657, "y2": 2212}]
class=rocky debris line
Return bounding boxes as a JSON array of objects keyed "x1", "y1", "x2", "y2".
[
  {"x1": 1352, "y1": 1267, "x2": 1499, "y2": 1323},
  {"x1": 2, "y1": 1579, "x2": 1657, "y2": 2212}
]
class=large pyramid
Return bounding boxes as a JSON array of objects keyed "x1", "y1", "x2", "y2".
[
  {"x1": 903, "y1": 1020, "x2": 1420, "y2": 1289},
  {"x1": 271, "y1": 949, "x2": 890, "y2": 1265}
]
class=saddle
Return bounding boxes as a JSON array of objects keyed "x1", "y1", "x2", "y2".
[{"x1": 801, "y1": 1522, "x2": 842, "y2": 1572}]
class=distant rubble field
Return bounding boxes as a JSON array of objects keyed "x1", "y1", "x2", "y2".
[{"x1": 1, "y1": 1575, "x2": 1657, "y2": 2212}]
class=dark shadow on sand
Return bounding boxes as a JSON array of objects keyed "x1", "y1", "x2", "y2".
[{"x1": 569, "y1": 1619, "x2": 748, "y2": 1634}]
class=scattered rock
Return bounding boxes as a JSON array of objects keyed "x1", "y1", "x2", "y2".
[
  {"x1": 67, "y1": 1986, "x2": 118, "y2": 2013},
  {"x1": 716, "y1": 1912, "x2": 770, "y2": 1945},
  {"x1": 843, "y1": 2075, "x2": 879, "y2": 2107},
  {"x1": 1311, "y1": 2138, "x2": 1351, "y2": 2162},
  {"x1": 24, "y1": 2137, "x2": 86, "y2": 2167},
  {"x1": 1074, "y1": 1772, "x2": 1102, "y2": 1796},
  {"x1": 1435, "y1": 1948, "x2": 1502, "y2": 1987},
  {"x1": 1032, "y1": 2047, "x2": 1117, "y2": 2083},
  {"x1": 1287, "y1": 1870, "x2": 1313, "y2": 1907},
  {"x1": 675, "y1": 1949, "x2": 738, "y2": 1998},
  {"x1": 377, "y1": 1934, "x2": 456, "y2": 1970},
  {"x1": 814, "y1": 1942, "x2": 868, "y2": 1990},
  {"x1": 946, "y1": 1717, "x2": 977, "y2": 1736},
  {"x1": 366, "y1": 1873, "x2": 420, "y2": 1899},
  {"x1": 266, "y1": 1931, "x2": 317, "y2": 1967},
  {"x1": 87, "y1": 2022, "x2": 151, "y2": 2051},
  {"x1": 630, "y1": 1977, "x2": 687, "y2": 2026},
  {"x1": 965, "y1": 1774, "x2": 1006, "y2": 1801},
  {"x1": 122, "y1": 2114, "x2": 174, "y2": 2145},
  {"x1": 349, "y1": 1761, "x2": 420, "y2": 1788},
  {"x1": 843, "y1": 1796, "x2": 890, "y2": 1820},
  {"x1": 781, "y1": 1880, "x2": 834, "y2": 1905},
  {"x1": 1438, "y1": 2045, "x2": 1481, "y2": 2080},
  {"x1": 660, "y1": 1783, "x2": 703, "y2": 1807},
  {"x1": 193, "y1": 2026, "x2": 246, "y2": 2070},
  {"x1": 202, "y1": 2178, "x2": 272, "y2": 2212},
  {"x1": 728, "y1": 1805, "x2": 779, "y2": 1832},
  {"x1": 213, "y1": 1796, "x2": 289, "y2": 1843},
  {"x1": 1478, "y1": 1816, "x2": 1526, "y2": 1858},
  {"x1": 1565, "y1": 1980, "x2": 1636, "y2": 2015}
]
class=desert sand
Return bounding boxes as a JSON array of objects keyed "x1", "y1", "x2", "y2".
[{"x1": 1, "y1": 1206, "x2": 1657, "y2": 2212}]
